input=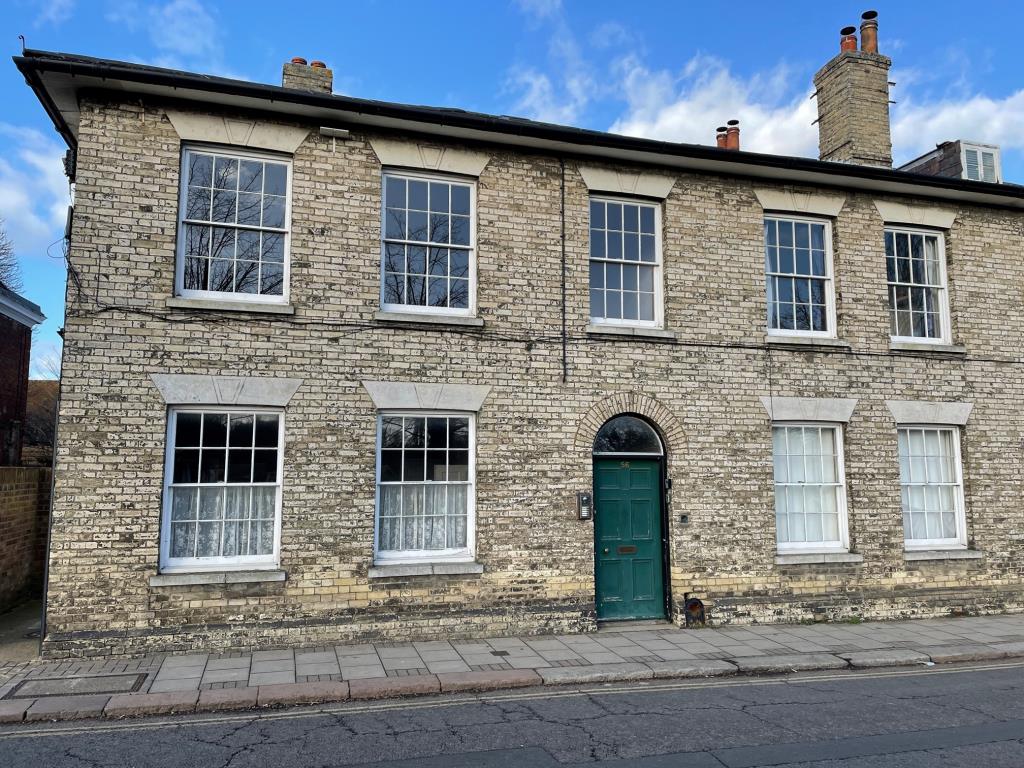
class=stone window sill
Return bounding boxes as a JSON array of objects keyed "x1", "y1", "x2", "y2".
[
  {"x1": 167, "y1": 297, "x2": 295, "y2": 315},
  {"x1": 375, "y1": 310, "x2": 484, "y2": 328},
  {"x1": 586, "y1": 324, "x2": 677, "y2": 340},
  {"x1": 149, "y1": 569, "x2": 287, "y2": 587},
  {"x1": 904, "y1": 549, "x2": 983, "y2": 561},
  {"x1": 368, "y1": 562, "x2": 484, "y2": 579},
  {"x1": 765, "y1": 334, "x2": 852, "y2": 350},
  {"x1": 775, "y1": 552, "x2": 864, "y2": 565},
  {"x1": 889, "y1": 341, "x2": 966, "y2": 355}
]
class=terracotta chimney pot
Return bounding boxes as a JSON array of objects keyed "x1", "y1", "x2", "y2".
[
  {"x1": 840, "y1": 26, "x2": 858, "y2": 52},
  {"x1": 716, "y1": 126, "x2": 728, "y2": 148},
  {"x1": 291, "y1": 57, "x2": 308, "y2": 65},
  {"x1": 726, "y1": 119, "x2": 740, "y2": 151}
]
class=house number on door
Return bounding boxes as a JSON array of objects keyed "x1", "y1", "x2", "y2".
[{"x1": 620, "y1": 461, "x2": 630, "y2": 468}]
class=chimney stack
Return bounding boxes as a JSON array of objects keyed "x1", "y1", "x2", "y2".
[
  {"x1": 813, "y1": 11, "x2": 892, "y2": 167},
  {"x1": 725, "y1": 119, "x2": 740, "y2": 150},
  {"x1": 715, "y1": 126, "x2": 728, "y2": 148},
  {"x1": 282, "y1": 57, "x2": 333, "y2": 94}
]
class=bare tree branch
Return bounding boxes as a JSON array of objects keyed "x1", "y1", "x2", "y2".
[{"x1": 0, "y1": 219, "x2": 22, "y2": 292}]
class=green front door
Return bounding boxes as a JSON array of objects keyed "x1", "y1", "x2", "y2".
[{"x1": 593, "y1": 458, "x2": 665, "y2": 620}]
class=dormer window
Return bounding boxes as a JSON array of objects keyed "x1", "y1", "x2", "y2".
[{"x1": 961, "y1": 143, "x2": 1001, "y2": 183}]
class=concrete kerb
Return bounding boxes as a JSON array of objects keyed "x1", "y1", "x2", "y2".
[{"x1": 2, "y1": 645, "x2": 1024, "y2": 724}]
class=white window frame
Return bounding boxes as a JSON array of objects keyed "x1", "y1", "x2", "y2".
[
  {"x1": 175, "y1": 144, "x2": 293, "y2": 304},
  {"x1": 960, "y1": 143, "x2": 1001, "y2": 183},
  {"x1": 379, "y1": 169, "x2": 477, "y2": 317},
  {"x1": 159, "y1": 406, "x2": 285, "y2": 573},
  {"x1": 373, "y1": 411, "x2": 476, "y2": 565},
  {"x1": 764, "y1": 216, "x2": 837, "y2": 339},
  {"x1": 588, "y1": 194, "x2": 664, "y2": 329},
  {"x1": 885, "y1": 226, "x2": 951, "y2": 345},
  {"x1": 771, "y1": 422, "x2": 850, "y2": 554},
  {"x1": 898, "y1": 425, "x2": 968, "y2": 552}
]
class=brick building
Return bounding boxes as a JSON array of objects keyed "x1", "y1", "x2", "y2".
[
  {"x1": 16, "y1": 14, "x2": 1024, "y2": 658},
  {"x1": 0, "y1": 284, "x2": 45, "y2": 466}
]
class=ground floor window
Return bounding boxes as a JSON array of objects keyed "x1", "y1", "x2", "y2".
[
  {"x1": 375, "y1": 413, "x2": 474, "y2": 562},
  {"x1": 160, "y1": 408, "x2": 283, "y2": 572},
  {"x1": 898, "y1": 426, "x2": 966, "y2": 549},
  {"x1": 771, "y1": 424, "x2": 848, "y2": 552}
]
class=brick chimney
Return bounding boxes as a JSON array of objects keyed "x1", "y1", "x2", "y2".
[
  {"x1": 813, "y1": 11, "x2": 892, "y2": 167},
  {"x1": 282, "y1": 57, "x2": 333, "y2": 94}
]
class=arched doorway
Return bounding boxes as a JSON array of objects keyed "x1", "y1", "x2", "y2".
[{"x1": 592, "y1": 415, "x2": 668, "y2": 621}]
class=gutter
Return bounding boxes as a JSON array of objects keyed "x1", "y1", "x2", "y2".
[{"x1": 13, "y1": 49, "x2": 1024, "y2": 208}]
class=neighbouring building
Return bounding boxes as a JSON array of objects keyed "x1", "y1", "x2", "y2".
[
  {"x1": 15, "y1": 12, "x2": 1024, "y2": 658},
  {"x1": 0, "y1": 283, "x2": 45, "y2": 466},
  {"x1": 22, "y1": 379, "x2": 59, "y2": 467}
]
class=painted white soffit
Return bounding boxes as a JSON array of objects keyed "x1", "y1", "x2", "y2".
[
  {"x1": 578, "y1": 165, "x2": 676, "y2": 199},
  {"x1": 873, "y1": 200, "x2": 957, "y2": 229},
  {"x1": 754, "y1": 188, "x2": 846, "y2": 217},
  {"x1": 165, "y1": 110, "x2": 310, "y2": 154},
  {"x1": 368, "y1": 138, "x2": 491, "y2": 176},
  {"x1": 759, "y1": 396, "x2": 857, "y2": 423},
  {"x1": 151, "y1": 374, "x2": 303, "y2": 406},
  {"x1": 886, "y1": 400, "x2": 973, "y2": 426},
  {"x1": 362, "y1": 381, "x2": 491, "y2": 411}
]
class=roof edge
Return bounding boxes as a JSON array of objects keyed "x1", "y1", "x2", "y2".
[{"x1": 14, "y1": 49, "x2": 1024, "y2": 206}]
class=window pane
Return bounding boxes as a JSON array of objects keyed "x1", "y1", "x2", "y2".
[
  {"x1": 403, "y1": 451, "x2": 425, "y2": 481},
  {"x1": 203, "y1": 413, "x2": 227, "y2": 446},
  {"x1": 200, "y1": 449, "x2": 226, "y2": 483},
  {"x1": 227, "y1": 449, "x2": 252, "y2": 483},
  {"x1": 176, "y1": 412, "x2": 202, "y2": 447},
  {"x1": 380, "y1": 450, "x2": 402, "y2": 482},
  {"x1": 252, "y1": 450, "x2": 278, "y2": 483},
  {"x1": 173, "y1": 449, "x2": 199, "y2": 484},
  {"x1": 171, "y1": 486, "x2": 198, "y2": 521}
]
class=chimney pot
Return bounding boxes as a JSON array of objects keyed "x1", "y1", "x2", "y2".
[
  {"x1": 291, "y1": 57, "x2": 308, "y2": 65},
  {"x1": 726, "y1": 120, "x2": 740, "y2": 151},
  {"x1": 860, "y1": 10, "x2": 879, "y2": 53},
  {"x1": 840, "y1": 26, "x2": 858, "y2": 52},
  {"x1": 716, "y1": 126, "x2": 728, "y2": 148},
  {"x1": 310, "y1": 60, "x2": 327, "y2": 69}
]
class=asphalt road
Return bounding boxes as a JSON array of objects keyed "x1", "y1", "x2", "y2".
[{"x1": 3, "y1": 661, "x2": 1024, "y2": 767}]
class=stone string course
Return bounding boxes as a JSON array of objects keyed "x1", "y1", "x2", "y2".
[{"x1": 44, "y1": 95, "x2": 1024, "y2": 657}]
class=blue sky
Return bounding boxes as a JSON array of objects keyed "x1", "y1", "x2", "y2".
[{"x1": 3, "y1": 0, "x2": 1023, "y2": 376}]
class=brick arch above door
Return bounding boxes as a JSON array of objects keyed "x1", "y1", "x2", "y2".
[{"x1": 575, "y1": 392, "x2": 684, "y2": 462}]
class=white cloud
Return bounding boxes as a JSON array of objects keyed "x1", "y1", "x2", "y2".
[
  {"x1": 891, "y1": 91, "x2": 1024, "y2": 166},
  {"x1": 34, "y1": 0, "x2": 75, "y2": 26},
  {"x1": 604, "y1": 52, "x2": 1024, "y2": 177},
  {"x1": 608, "y1": 55, "x2": 818, "y2": 156},
  {"x1": 106, "y1": 0, "x2": 246, "y2": 78},
  {"x1": 504, "y1": 3, "x2": 598, "y2": 125},
  {"x1": 512, "y1": 0, "x2": 562, "y2": 21},
  {"x1": 0, "y1": 125, "x2": 70, "y2": 259}
]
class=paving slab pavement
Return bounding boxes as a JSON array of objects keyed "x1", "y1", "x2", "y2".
[{"x1": 2, "y1": 613, "x2": 1024, "y2": 724}]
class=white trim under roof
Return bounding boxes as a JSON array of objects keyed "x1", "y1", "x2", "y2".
[{"x1": 0, "y1": 290, "x2": 45, "y2": 327}]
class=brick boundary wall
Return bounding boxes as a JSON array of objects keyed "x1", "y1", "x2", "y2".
[{"x1": 0, "y1": 467, "x2": 51, "y2": 612}]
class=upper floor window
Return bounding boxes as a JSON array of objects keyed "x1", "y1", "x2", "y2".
[
  {"x1": 885, "y1": 228, "x2": 950, "y2": 343},
  {"x1": 765, "y1": 217, "x2": 835, "y2": 337},
  {"x1": 161, "y1": 408, "x2": 283, "y2": 572},
  {"x1": 177, "y1": 147, "x2": 290, "y2": 302},
  {"x1": 381, "y1": 172, "x2": 474, "y2": 315},
  {"x1": 589, "y1": 197, "x2": 662, "y2": 327},
  {"x1": 961, "y1": 143, "x2": 1001, "y2": 183},
  {"x1": 772, "y1": 424, "x2": 849, "y2": 552},
  {"x1": 375, "y1": 413, "x2": 474, "y2": 562},
  {"x1": 898, "y1": 427, "x2": 967, "y2": 550}
]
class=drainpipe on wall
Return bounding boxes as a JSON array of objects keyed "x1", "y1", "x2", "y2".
[{"x1": 559, "y1": 157, "x2": 568, "y2": 384}]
